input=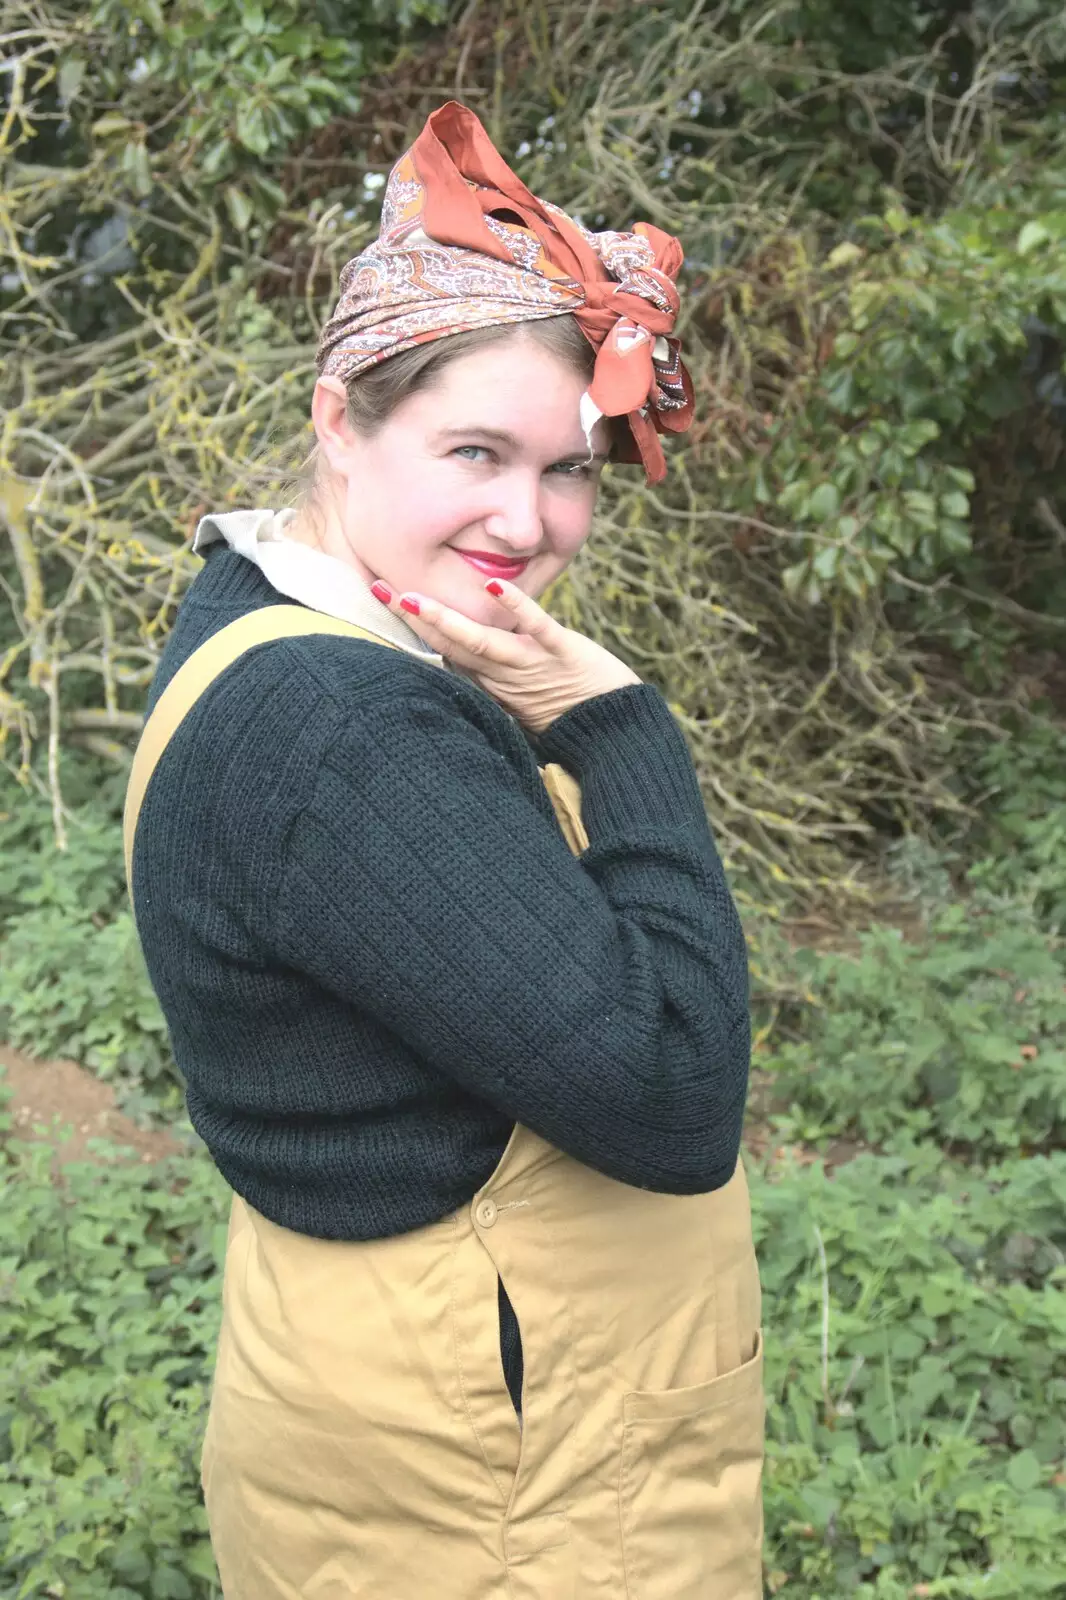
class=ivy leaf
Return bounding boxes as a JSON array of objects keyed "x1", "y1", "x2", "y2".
[
  {"x1": 58, "y1": 57, "x2": 87, "y2": 106},
  {"x1": 813, "y1": 544, "x2": 839, "y2": 580},
  {"x1": 224, "y1": 186, "x2": 253, "y2": 233},
  {"x1": 808, "y1": 483, "x2": 841, "y2": 523},
  {"x1": 235, "y1": 102, "x2": 270, "y2": 156},
  {"x1": 1017, "y1": 222, "x2": 1050, "y2": 257},
  {"x1": 1006, "y1": 1449, "x2": 1043, "y2": 1493},
  {"x1": 827, "y1": 241, "x2": 864, "y2": 269},
  {"x1": 92, "y1": 113, "x2": 136, "y2": 139},
  {"x1": 241, "y1": 0, "x2": 266, "y2": 34}
]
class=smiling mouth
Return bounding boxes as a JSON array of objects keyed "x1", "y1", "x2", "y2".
[{"x1": 454, "y1": 551, "x2": 530, "y2": 577}]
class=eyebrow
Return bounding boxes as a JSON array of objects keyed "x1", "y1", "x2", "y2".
[{"x1": 435, "y1": 425, "x2": 610, "y2": 464}]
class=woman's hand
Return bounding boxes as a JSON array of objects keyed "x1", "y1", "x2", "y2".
[{"x1": 370, "y1": 577, "x2": 641, "y2": 737}]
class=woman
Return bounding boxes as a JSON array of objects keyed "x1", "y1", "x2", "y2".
[{"x1": 125, "y1": 102, "x2": 764, "y2": 1599}]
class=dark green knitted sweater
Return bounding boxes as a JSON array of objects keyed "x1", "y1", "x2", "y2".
[{"x1": 133, "y1": 544, "x2": 751, "y2": 1404}]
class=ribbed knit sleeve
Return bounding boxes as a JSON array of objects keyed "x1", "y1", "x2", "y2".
[{"x1": 274, "y1": 675, "x2": 750, "y2": 1194}]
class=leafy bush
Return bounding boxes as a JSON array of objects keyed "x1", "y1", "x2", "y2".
[
  {"x1": 78, "y1": 0, "x2": 446, "y2": 216},
  {"x1": 763, "y1": 888, "x2": 1066, "y2": 1156},
  {"x1": 762, "y1": 183, "x2": 1066, "y2": 608},
  {"x1": 0, "y1": 907, "x2": 175, "y2": 1109},
  {"x1": 758, "y1": 1143, "x2": 1066, "y2": 1597},
  {"x1": 760, "y1": 715, "x2": 1066, "y2": 1156},
  {"x1": 0, "y1": 1094, "x2": 228, "y2": 1599},
  {"x1": 0, "y1": 768, "x2": 177, "y2": 1115},
  {"x1": 0, "y1": 757, "x2": 126, "y2": 916},
  {"x1": 959, "y1": 719, "x2": 1066, "y2": 937}
]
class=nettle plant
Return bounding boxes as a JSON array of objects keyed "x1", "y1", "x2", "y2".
[
  {"x1": 761, "y1": 718, "x2": 1066, "y2": 1158},
  {"x1": 0, "y1": 764, "x2": 178, "y2": 1116},
  {"x1": 756, "y1": 1144, "x2": 1066, "y2": 1598},
  {"x1": 762, "y1": 895, "x2": 1066, "y2": 1157},
  {"x1": 0, "y1": 1116, "x2": 230, "y2": 1599}
]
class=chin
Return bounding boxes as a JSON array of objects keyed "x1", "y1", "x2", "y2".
[
  {"x1": 438, "y1": 584, "x2": 503, "y2": 626},
  {"x1": 480, "y1": 599, "x2": 520, "y2": 630}
]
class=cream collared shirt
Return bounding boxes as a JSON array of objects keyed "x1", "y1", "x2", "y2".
[{"x1": 191, "y1": 507, "x2": 446, "y2": 666}]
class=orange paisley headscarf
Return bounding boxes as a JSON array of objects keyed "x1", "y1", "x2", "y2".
[{"x1": 315, "y1": 101, "x2": 694, "y2": 485}]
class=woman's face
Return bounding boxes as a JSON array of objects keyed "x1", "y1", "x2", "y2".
[{"x1": 307, "y1": 332, "x2": 611, "y2": 629}]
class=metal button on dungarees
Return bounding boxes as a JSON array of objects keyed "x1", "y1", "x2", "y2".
[{"x1": 475, "y1": 1198, "x2": 498, "y2": 1228}]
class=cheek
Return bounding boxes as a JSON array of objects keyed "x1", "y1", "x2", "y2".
[
  {"x1": 521, "y1": 492, "x2": 596, "y2": 602},
  {"x1": 397, "y1": 488, "x2": 455, "y2": 545},
  {"x1": 547, "y1": 492, "x2": 596, "y2": 559},
  {"x1": 356, "y1": 464, "x2": 470, "y2": 551}
]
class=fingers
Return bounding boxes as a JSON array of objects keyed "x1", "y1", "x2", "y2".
[
  {"x1": 370, "y1": 578, "x2": 536, "y2": 667},
  {"x1": 481, "y1": 577, "x2": 560, "y2": 641}
]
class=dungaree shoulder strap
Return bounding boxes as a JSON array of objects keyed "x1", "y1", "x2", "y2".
[
  {"x1": 535, "y1": 761, "x2": 588, "y2": 857},
  {"x1": 123, "y1": 607, "x2": 380, "y2": 899},
  {"x1": 123, "y1": 604, "x2": 589, "y2": 907}
]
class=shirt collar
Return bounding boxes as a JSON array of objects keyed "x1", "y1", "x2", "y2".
[{"x1": 192, "y1": 507, "x2": 445, "y2": 664}]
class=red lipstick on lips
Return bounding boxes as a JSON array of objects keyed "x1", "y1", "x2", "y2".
[{"x1": 456, "y1": 550, "x2": 530, "y2": 579}]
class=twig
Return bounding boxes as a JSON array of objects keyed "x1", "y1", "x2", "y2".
[
  {"x1": 44, "y1": 657, "x2": 66, "y2": 851},
  {"x1": 1034, "y1": 497, "x2": 1066, "y2": 547},
  {"x1": 812, "y1": 1221, "x2": 832, "y2": 1420}
]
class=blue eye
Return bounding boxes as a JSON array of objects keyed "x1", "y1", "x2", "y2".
[{"x1": 450, "y1": 446, "x2": 594, "y2": 478}]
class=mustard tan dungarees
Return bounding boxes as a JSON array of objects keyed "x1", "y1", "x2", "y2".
[{"x1": 125, "y1": 607, "x2": 765, "y2": 1600}]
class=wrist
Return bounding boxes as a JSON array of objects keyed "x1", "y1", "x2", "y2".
[{"x1": 528, "y1": 675, "x2": 643, "y2": 738}]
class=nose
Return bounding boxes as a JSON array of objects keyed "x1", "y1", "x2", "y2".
[{"x1": 481, "y1": 470, "x2": 543, "y2": 553}]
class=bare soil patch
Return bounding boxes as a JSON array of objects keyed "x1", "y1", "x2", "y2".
[{"x1": 0, "y1": 1043, "x2": 180, "y2": 1165}]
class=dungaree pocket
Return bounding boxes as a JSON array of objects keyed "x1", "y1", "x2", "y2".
[{"x1": 619, "y1": 1331, "x2": 765, "y2": 1600}]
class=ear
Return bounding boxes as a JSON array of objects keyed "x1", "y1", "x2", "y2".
[{"x1": 311, "y1": 376, "x2": 359, "y2": 475}]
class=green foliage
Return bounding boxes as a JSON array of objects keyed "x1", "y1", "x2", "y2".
[
  {"x1": 0, "y1": 766, "x2": 177, "y2": 1115},
  {"x1": 0, "y1": 1104, "x2": 229, "y2": 1600},
  {"x1": 959, "y1": 718, "x2": 1066, "y2": 936},
  {"x1": 764, "y1": 886, "x2": 1066, "y2": 1157},
  {"x1": 0, "y1": 771, "x2": 126, "y2": 930},
  {"x1": 78, "y1": 0, "x2": 444, "y2": 202},
  {"x1": 761, "y1": 712, "x2": 1066, "y2": 1156},
  {"x1": 0, "y1": 908, "x2": 175, "y2": 1108},
  {"x1": 767, "y1": 184, "x2": 1066, "y2": 606},
  {"x1": 757, "y1": 1144, "x2": 1066, "y2": 1597}
]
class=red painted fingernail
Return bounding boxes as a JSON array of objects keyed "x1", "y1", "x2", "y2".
[
  {"x1": 485, "y1": 580, "x2": 504, "y2": 596},
  {"x1": 370, "y1": 581, "x2": 392, "y2": 604},
  {"x1": 399, "y1": 596, "x2": 420, "y2": 615}
]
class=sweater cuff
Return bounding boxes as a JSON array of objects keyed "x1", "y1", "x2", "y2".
[{"x1": 533, "y1": 683, "x2": 708, "y2": 834}]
